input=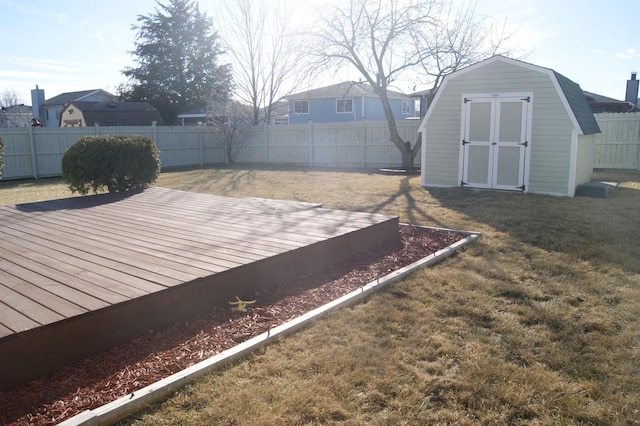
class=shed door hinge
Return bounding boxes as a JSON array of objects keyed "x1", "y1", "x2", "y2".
[
  {"x1": 464, "y1": 98, "x2": 472, "y2": 103},
  {"x1": 517, "y1": 184, "x2": 526, "y2": 192},
  {"x1": 521, "y1": 96, "x2": 530, "y2": 102},
  {"x1": 462, "y1": 139, "x2": 470, "y2": 145},
  {"x1": 461, "y1": 180, "x2": 469, "y2": 187},
  {"x1": 519, "y1": 141, "x2": 528, "y2": 147}
]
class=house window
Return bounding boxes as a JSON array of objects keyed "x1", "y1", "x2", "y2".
[
  {"x1": 402, "y1": 100, "x2": 411, "y2": 115},
  {"x1": 337, "y1": 98, "x2": 353, "y2": 113},
  {"x1": 293, "y1": 100, "x2": 309, "y2": 114}
]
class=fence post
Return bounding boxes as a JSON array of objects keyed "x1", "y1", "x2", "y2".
[
  {"x1": 362, "y1": 118, "x2": 367, "y2": 168},
  {"x1": 152, "y1": 121, "x2": 158, "y2": 144},
  {"x1": 198, "y1": 126, "x2": 204, "y2": 167},
  {"x1": 264, "y1": 123, "x2": 269, "y2": 165},
  {"x1": 28, "y1": 125, "x2": 39, "y2": 179},
  {"x1": 309, "y1": 120, "x2": 314, "y2": 167},
  {"x1": 223, "y1": 129, "x2": 229, "y2": 165}
]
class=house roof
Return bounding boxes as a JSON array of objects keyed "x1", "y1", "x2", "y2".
[
  {"x1": 583, "y1": 91, "x2": 621, "y2": 103},
  {"x1": 45, "y1": 89, "x2": 115, "y2": 106},
  {"x1": 1, "y1": 105, "x2": 32, "y2": 113},
  {"x1": 286, "y1": 81, "x2": 411, "y2": 101},
  {"x1": 177, "y1": 108, "x2": 207, "y2": 118},
  {"x1": 409, "y1": 88, "x2": 436, "y2": 98},
  {"x1": 64, "y1": 101, "x2": 162, "y2": 126},
  {"x1": 419, "y1": 55, "x2": 600, "y2": 135},
  {"x1": 583, "y1": 91, "x2": 635, "y2": 113}
]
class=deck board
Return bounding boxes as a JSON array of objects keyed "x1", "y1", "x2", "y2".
[
  {"x1": 0, "y1": 270, "x2": 88, "y2": 318},
  {"x1": 0, "y1": 187, "x2": 399, "y2": 389}
]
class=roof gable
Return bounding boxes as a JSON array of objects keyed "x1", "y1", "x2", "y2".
[
  {"x1": 420, "y1": 56, "x2": 600, "y2": 135},
  {"x1": 287, "y1": 81, "x2": 410, "y2": 101}
]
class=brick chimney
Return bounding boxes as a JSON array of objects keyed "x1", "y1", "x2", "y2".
[{"x1": 625, "y1": 72, "x2": 638, "y2": 105}]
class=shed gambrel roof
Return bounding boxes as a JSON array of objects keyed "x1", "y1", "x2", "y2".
[
  {"x1": 553, "y1": 71, "x2": 601, "y2": 135},
  {"x1": 419, "y1": 56, "x2": 600, "y2": 135},
  {"x1": 287, "y1": 81, "x2": 410, "y2": 101},
  {"x1": 45, "y1": 89, "x2": 115, "y2": 106},
  {"x1": 64, "y1": 102, "x2": 162, "y2": 126}
]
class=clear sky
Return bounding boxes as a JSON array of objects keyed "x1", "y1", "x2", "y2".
[{"x1": 1, "y1": 0, "x2": 638, "y2": 105}]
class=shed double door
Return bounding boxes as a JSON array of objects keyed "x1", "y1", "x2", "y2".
[{"x1": 461, "y1": 95, "x2": 530, "y2": 191}]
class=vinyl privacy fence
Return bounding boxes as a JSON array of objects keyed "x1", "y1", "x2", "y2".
[
  {"x1": 3, "y1": 114, "x2": 636, "y2": 180},
  {"x1": 0, "y1": 121, "x2": 421, "y2": 180},
  {"x1": 593, "y1": 112, "x2": 640, "y2": 170}
]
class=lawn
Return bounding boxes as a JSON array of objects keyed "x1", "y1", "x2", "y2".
[{"x1": 1, "y1": 168, "x2": 639, "y2": 425}]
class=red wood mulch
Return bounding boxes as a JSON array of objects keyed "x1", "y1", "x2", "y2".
[{"x1": 0, "y1": 225, "x2": 465, "y2": 426}]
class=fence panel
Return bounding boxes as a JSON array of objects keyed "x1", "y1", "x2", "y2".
[
  {"x1": 34, "y1": 127, "x2": 94, "y2": 177},
  {"x1": 594, "y1": 112, "x2": 640, "y2": 170},
  {"x1": 235, "y1": 127, "x2": 266, "y2": 163},
  {"x1": 267, "y1": 124, "x2": 311, "y2": 165},
  {"x1": 1, "y1": 121, "x2": 422, "y2": 180},
  {"x1": 1, "y1": 128, "x2": 33, "y2": 179},
  {"x1": 155, "y1": 126, "x2": 203, "y2": 168}
]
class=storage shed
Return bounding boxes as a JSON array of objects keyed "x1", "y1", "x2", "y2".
[{"x1": 419, "y1": 56, "x2": 600, "y2": 197}]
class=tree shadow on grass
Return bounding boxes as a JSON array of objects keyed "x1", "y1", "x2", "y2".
[
  {"x1": 177, "y1": 166, "x2": 257, "y2": 195},
  {"x1": 363, "y1": 176, "x2": 457, "y2": 229},
  {"x1": 426, "y1": 173, "x2": 640, "y2": 273}
]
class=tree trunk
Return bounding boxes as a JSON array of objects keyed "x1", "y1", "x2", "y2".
[{"x1": 375, "y1": 87, "x2": 414, "y2": 171}]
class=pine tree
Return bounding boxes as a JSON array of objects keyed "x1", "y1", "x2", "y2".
[{"x1": 121, "y1": 0, "x2": 233, "y2": 125}]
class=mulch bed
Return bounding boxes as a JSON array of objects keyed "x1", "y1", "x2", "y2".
[{"x1": 1, "y1": 225, "x2": 465, "y2": 426}]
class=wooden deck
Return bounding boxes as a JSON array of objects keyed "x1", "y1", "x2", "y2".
[{"x1": 0, "y1": 187, "x2": 398, "y2": 390}]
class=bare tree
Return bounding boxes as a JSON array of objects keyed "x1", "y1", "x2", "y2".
[
  {"x1": 1, "y1": 89, "x2": 31, "y2": 128},
  {"x1": 415, "y1": 2, "x2": 517, "y2": 109},
  {"x1": 308, "y1": 0, "x2": 439, "y2": 171},
  {"x1": 205, "y1": 95, "x2": 253, "y2": 164},
  {"x1": 219, "y1": 0, "x2": 304, "y2": 125},
  {"x1": 0, "y1": 89, "x2": 21, "y2": 108},
  {"x1": 308, "y1": 0, "x2": 516, "y2": 171}
]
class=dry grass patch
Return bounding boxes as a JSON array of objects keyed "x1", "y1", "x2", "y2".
[{"x1": 2, "y1": 167, "x2": 639, "y2": 425}]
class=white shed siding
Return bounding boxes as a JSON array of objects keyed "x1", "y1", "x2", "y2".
[{"x1": 423, "y1": 60, "x2": 577, "y2": 195}]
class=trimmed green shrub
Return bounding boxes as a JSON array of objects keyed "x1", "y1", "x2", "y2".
[
  {"x1": 0, "y1": 135, "x2": 4, "y2": 178},
  {"x1": 62, "y1": 135, "x2": 160, "y2": 194}
]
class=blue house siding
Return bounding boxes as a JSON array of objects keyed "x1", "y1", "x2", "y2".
[{"x1": 288, "y1": 96, "x2": 414, "y2": 124}]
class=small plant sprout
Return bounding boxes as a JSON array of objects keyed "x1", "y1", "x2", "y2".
[{"x1": 229, "y1": 296, "x2": 256, "y2": 312}]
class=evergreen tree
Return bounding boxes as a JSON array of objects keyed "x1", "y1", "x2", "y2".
[{"x1": 121, "y1": 0, "x2": 233, "y2": 125}]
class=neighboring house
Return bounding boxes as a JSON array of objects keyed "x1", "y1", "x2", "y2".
[
  {"x1": 177, "y1": 101, "x2": 278, "y2": 126},
  {"x1": 419, "y1": 55, "x2": 600, "y2": 197},
  {"x1": 59, "y1": 101, "x2": 162, "y2": 127},
  {"x1": 285, "y1": 81, "x2": 414, "y2": 124},
  {"x1": 0, "y1": 104, "x2": 32, "y2": 128},
  {"x1": 584, "y1": 91, "x2": 634, "y2": 113},
  {"x1": 583, "y1": 73, "x2": 639, "y2": 113},
  {"x1": 30, "y1": 86, "x2": 116, "y2": 127},
  {"x1": 410, "y1": 88, "x2": 436, "y2": 118},
  {"x1": 268, "y1": 100, "x2": 289, "y2": 125}
]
